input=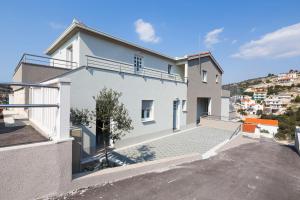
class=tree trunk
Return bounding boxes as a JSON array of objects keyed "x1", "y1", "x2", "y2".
[{"x1": 104, "y1": 136, "x2": 109, "y2": 166}]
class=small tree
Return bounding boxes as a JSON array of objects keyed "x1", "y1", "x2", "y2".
[
  {"x1": 70, "y1": 88, "x2": 133, "y2": 166},
  {"x1": 256, "y1": 109, "x2": 263, "y2": 116},
  {"x1": 294, "y1": 95, "x2": 300, "y2": 103}
]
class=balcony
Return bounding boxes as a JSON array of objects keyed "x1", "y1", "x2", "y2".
[
  {"x1": 13, "y1": 54, "x2": 77, "y2": 84},
  {"x1": 86, "y1": 55, "x2": 185, "y2": 83}
]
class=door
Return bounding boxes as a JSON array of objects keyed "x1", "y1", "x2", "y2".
[{"x1": 173, "y1": 100, "x2": 179, "y2": 130}]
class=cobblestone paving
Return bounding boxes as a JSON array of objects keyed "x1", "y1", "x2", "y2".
[{"x1": 113, "y1": 126, "x2": 233, "y2": 164}]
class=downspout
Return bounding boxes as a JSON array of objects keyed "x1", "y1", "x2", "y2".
[{"x1": 199, "y1": 53, "x2": 201, "y2": 74}]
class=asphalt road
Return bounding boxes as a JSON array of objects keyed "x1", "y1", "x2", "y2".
[{"x1": 55, "y1": 139, "x2": 300, "y2": 200}]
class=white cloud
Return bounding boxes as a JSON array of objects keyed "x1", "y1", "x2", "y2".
[
  {"x1": 134, "y1": 19, "x2": 160, "y2": 43},
  {"x1": 232, "y1": 39, "x2": 238, "y2": 44},
  {"x1": 49, "y1": 22, "x2": 66, "y2": 30},
  {"x1": 204, "y1": 28, "x2": 224, "y2": 48},
  {"x1": 232, "y1": 22, "x2": 300, "y2": 59}
]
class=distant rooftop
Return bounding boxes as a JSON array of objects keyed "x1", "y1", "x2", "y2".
[{"x1": 244, "y1": 118, "x2": 279, "y2": 126}]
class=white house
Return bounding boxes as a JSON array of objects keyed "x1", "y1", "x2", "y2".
[{"x1": 12, "y1": 20, "x2": 229, "y2": 157}]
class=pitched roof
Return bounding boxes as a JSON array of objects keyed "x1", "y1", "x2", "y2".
[
  {"x1": 186, "y1": 52, "x2": 224, "y2": 73},
  {"x1": 244, "y1": 118, "x2": 279, "y2": 126},
  {"x1": 45, "y1": 20, "x2": 175, "y2": 61}
]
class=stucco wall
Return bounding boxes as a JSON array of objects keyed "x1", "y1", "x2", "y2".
[
  {"x1": 221, "y1": 97, "x2": 230, "y2": 120},
  {"x1": 51, "y1": 33, "x2": 80, "y2": 67},
  {"x1": 78, "y1": 32, "x2": 184, "y2": 79},
  {"x1": 259, "y1": 125, "x2": 278, "y2": 135},
  {"x1": 0, "y1": 141, "x2": 72, "y2": 200},
  {"x1": 13, "y1": 63, "x2": 70, "y2": 83},
  {"x1": 61, "y1": 67, "x2": 187, "y2": 153},
  {"x1": 187, "y1": 56, "x2": 222, "y2": 125}
]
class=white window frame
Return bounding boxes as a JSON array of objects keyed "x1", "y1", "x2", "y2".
[
  {"x1": 141, "y1": 100, "x2": 154, "y2": 122},
  {"x1": 202, "y1": 70, "x2": 207, "y2": 83},
  {"x1": 134, "y1": 55, "x2": 143, "y2": 71},
  {"x1": 216, "y1": 74, "x2": 219, "y2": 83},
  {"x1": 182, "y1": 100, "x2": 187, "y2": 112}
]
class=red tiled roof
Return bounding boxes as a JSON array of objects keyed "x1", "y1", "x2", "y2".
[
  {"x1": 244, "y1": 118, "x2": 278, "y2": 126},
  {"x1": 242, "y1": 124, "x2": 256, "y2": 133}
]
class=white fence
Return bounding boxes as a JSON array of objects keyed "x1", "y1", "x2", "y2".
[
  {"x1": 28, "y1": 78, "x2": 71, "y2": 141},
  {"x1": 29, "y1": 87, "x2": 58, "y2": 139}
]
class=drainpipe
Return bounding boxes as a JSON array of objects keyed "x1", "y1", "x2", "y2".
[{"x1": 199, "y1": 53, "x2": 201, "y2": 74}]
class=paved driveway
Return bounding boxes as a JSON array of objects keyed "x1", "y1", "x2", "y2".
[
  {"x1": 112, "y1": 126, "x2": 234, "y2": 164},
  {"x1": 55, "y1": 139, "x2": 300, "y2": 200}
]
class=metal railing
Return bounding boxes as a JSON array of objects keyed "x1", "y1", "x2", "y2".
[
  {"x1": 200, "y1": 114, "x2": 240, "y2": 122},
  {"x1": 0, "y1": 80, "x2": 71, "y2": 141},
  {"x1": 14, "y1": 53, "x2": 78, "y2": 74},
  {"x1": 86, "y1": 55, "x2": 184, "y2": 82},
  {"x1": 0, "y1": 82, "x2": 59, "y2": 108},
  {"x1": 229, "y1": 124, "x2": 242, "y2": 139}
]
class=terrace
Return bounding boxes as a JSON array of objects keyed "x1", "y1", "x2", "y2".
[
  {"x1": 0, "y1": 79, "x2": 71, "y2": 147},
  {"x1": 13, "y1": 53, "x2": 185, "y2": 84}
]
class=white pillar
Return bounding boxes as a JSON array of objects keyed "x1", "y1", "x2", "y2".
[
  {"x1": 184, "y1": 62, "x2": 188, "y2": 83},
  {"x1": 43, "y1": 78, "x2": 71, "y2": 142}
]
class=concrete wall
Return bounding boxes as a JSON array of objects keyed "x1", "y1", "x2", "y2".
[
  {"x1": 259, "y1": 124, "x2": 278, "y2": 135},
  {"x1": 61, "y1": 67, "x2": 187, "y2": 153},
  {"x1": 0, "y1": 140, "x2": 72, "y2": 200},
  {"x1": 13, "y1": 63, "x2": 70, "y2": 83},
  {"x1": 48, "y1": 31, "x2": 185, "y2": 78},
  {"x1": 51, "y1": 33, "x2": 80, "y2": 67},
  {"x1": 187, "y1": 56, "x2": 222, "y2": 125},
  {"x1": 78, "y1": 32, "x2": 184, "y2": 79},
  {"x1": 11, "y1": 63, "x2": 70, "y2": 115},
  {"x1": 221, "y1": 97, "x2": 230, "y2": 120}
]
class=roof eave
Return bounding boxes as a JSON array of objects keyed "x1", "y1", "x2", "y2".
[{"x1": 45, "y1": 22, "x2": 175, "y2": 61}]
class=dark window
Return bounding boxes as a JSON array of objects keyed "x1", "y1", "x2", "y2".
[
  {"x1": 168, "y1": 65, "x2": 172, "y2": 74},
  {"x1": 134, "y1": 55, "x2": 142, "y2": 71}
]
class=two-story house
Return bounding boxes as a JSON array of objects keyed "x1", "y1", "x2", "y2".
[{"x1": 11, "y1": 20, "x2": 228, "y2": 157}]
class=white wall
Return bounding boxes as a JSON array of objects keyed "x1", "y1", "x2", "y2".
[
  {"x1": 62, "y1": 67, "x2": 187, "y2": 153},
  {"x1": 259, "y1": 124, "x2": 278, "y2": 136},
  {"x1": 51, "y1": 33, "x2": 80, "y2": 68},
  {"x1": 78, "y1": 32, "x2": 185, "y2": 79},
  {"x1": 221, "y1": 97, "x2": 230, "y2": 120}
]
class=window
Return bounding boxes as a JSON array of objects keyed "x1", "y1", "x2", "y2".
[
  {"x1": 216, "y1": 75, "x2": 219, "y2": 83},
  {"x1": 141, "y1": 100, "x2": 154, "y2": 121},
  {"x1": 66, "y1": 45, "x2": 73, "y2": 67},
  {"x1": 66, "y1": 45, "x2": 73, "y2": 61},
  {"x1": 182, "y1": 100, "x2": 187, "y2": 112},
  {"x1": 202, "y1": 70, "x2": 207, "y2": 82},
  {"x1": 168, "y1": 64, "x2": 172, "y2": 74},
  {"x1": 134, "y1": 55, "x2": 143, "y2": 71}
]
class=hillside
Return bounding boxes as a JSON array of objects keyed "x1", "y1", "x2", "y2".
[{"x1": 223, "y1": 70, "x2": 299, "y2": 96}]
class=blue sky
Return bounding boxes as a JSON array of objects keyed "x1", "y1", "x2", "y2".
[{"x1": 0, "y1": 0, "x2": 300, "y2": 84}]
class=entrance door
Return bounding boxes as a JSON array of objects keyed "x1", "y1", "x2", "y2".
[
  {"x1": 173, "y1": 100, "x2": 179, "y2": 130},
  {"x1": 197, "y1": 98, "x2": 211, "y2": 123}
]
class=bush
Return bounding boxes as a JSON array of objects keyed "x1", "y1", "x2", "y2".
[
  {"x1": 256, "y1": 110, "x2": 263, "y2": 115},
  {"x1": 294, "y1": 95, "x2": 300, "y2": 103},
  {"x1": 261, "y1": 129, "x2": 269, "y2": 133},
  {"x1": 261, "y1": 108, "x2": 300, "y2": 140}
]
